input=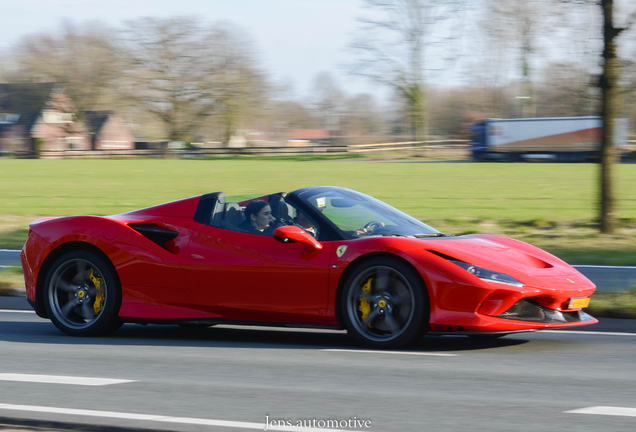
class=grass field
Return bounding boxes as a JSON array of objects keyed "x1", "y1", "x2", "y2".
[
  {"x1": 586, "y1": 289, "x2": 636, "y2": 319},
  {"x1": 1, "y1": 159, "x2": 635, "y2": 264},
  {"x1": 0, "y1": 267, "x2": 23, "y2": 294}
]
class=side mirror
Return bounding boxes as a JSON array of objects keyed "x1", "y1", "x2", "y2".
[{"x1": 273, "y1": 226, "x2": 322, "y2": 250}]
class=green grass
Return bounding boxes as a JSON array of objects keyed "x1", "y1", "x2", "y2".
[
  {"x1": 2, "y1": 159, "x2": 635, "y2": 218},
  {"x1": 586, "y1": 288, "x2": 636, "y2": 319},
  {"x1": 184, "y1": 153, "x2": 364, "y2": 162},
  {"x1": 0, "y1": 267, "x2": 24, "y2": 295},
  {"x1": 0, "y1": 228, "x2": 28, "y2": 250},
  {"x1": 543, "y1": 249, "x2": 636, "y2": 266}
]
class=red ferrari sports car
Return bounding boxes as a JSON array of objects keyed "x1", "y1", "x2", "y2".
[{"x1": 21, "y1": 186, "x2": 596, "y2": 348}]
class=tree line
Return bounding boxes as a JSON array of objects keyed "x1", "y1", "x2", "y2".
[
  {"x1": 0, "y1": 18, "x2": 396, "y2": 143},
  {"x1": 1, "y1": 3, "x2": 634, "y2": 144}
]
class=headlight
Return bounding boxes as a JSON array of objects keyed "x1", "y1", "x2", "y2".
[{"x1": 449, "y1": 260, "x2": 524, "y2": 287}]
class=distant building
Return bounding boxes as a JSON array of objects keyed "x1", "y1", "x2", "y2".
[
  {"x1": 83, "y1": 111, "x2": 135, "y2": 151},
  {"x1": 0, "y1": 83, "x2": 88, "y2": 154},
  {"x1": 288, "y1": 129, "x2": 331, "y2": 146}
]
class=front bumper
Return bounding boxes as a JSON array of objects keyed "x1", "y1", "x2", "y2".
[{"x1": 429, "y1": 308, "x2": 598, "y2": 335}]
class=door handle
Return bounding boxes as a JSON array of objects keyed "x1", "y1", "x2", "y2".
[{"x1": 190, "y1": 254, "x2": 205, "y2": 261}]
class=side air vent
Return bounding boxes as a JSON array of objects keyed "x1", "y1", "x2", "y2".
[
  {"x1": 426, "y1": 250, "x2": 460, "y2": 261},
  {"x1": 129, "y1": 223, "x2": 179, "y2": 249}
]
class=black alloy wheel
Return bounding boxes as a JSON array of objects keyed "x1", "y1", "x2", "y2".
[
  {"x1": 43, "y1": 250, "x2": 122, "y2": 336},
  {"x1": 341, "y1": 258, "x2": 427, "y2": 349}
]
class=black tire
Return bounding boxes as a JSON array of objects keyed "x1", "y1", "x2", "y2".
[
  {"x1": 341, "y1": 258, "x2": 428, "y2": 349},
  {"x1": 43, "y1": 250, "x2": 122, "y2": 336}
]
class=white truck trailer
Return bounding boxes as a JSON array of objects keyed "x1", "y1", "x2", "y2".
[{"x1": 471, "y1": 116, "x2": 628, "y2": 162}]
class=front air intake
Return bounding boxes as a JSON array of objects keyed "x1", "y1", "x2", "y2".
[
  {"x1": 498, "y1": 299, "x2": 545, "y2": 321},
  {"x1": 497, "y1": 299, "x2": 595, "y2": 324}
]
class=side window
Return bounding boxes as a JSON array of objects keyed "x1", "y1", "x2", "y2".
[{"x1": 284, "y1": 200, "x2": 320, "y2": 239}]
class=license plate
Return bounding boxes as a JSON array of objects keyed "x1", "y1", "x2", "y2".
[{"x1": 568, "y1": 297, "x2": 590, "y2": 309}]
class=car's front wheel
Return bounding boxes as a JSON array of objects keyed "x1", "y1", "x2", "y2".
[
  {"x1": 44, "y1": 250, "x2": 122, "y2": 336},
  {"x1": 341, "y1": 258, "x2": 427, "y2": 349}
]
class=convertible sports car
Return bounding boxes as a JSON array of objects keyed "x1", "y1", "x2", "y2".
[{"x1": 21, "y1": 186, "x2": 597, "y2": 348}]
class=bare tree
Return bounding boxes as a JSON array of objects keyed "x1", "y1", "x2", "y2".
[
  {"x1": 4, "y1": 22, "x2": 121, "y2": 115},
  {"x1": 559, "y1": 0, "x2": 635, "y2": 233},
  {"x1": 348, "y1": 0, "x2": 465, "y2": 141},
  {"x1": 485, "y1": 0, "x2": 568, "y2": 117},
  {"x1": 311, "y1": 72, "x2": 345, "y2": 134},
  {"x1": 468, "y1": 22, "x2": 514, "y2": 118},
  {"x1": 535, "y1": 61, "x2": 599, "y2": 117},
  {"x1": 596, "y1": 0, "x2": 632, "y2": 233},
  {"x1": 342, "y1": 93, "x2": 387, "y2": 136},
  {"x1": 489, "y1": 0, "x2": 538, "y2": 116},
  {"x1": 119, "y1": 17, "x2": 265, "y2": 143},
  {"x1": 208, "y1": 23, "x2": 268, "y2": 144}
]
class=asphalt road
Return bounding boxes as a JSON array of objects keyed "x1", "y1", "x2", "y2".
[
  {"x1": 0, "y1": 310, "x2": 635, "y2": 432},
  {"x1": 0, "y1": 250, "x2": 21, "y2": 268},
  {"x1": 573, "y1": 265, "x2": 636, "y2": 292}
]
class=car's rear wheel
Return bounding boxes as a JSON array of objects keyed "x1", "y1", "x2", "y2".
[
  {"x1": 341, "y1": 258, "x2": 427, "y2": 349},
  {"x1": 44, "y1": 250, "x2": 122, "y2": 336}
]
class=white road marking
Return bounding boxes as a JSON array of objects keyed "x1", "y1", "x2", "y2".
[
  {"x1": 0, "y1": 250, "x2": 21, "y2": 253},
  {"x1": 0, "y1": 374, "x2": 136, "y2": 386},
  {"x1": 545, "y1": 330, "x2": 636, "y2": 337},
  {"x1": 566, "y1": 406, "x2": 636, "y2": 418},
  {"x1": 0, "y1": 404, "x2": 349, "y2": 432},
  {"x1": 0, "y1": 310, "x2": 35, "y2": 314},
  {"x1": 322, "y1": 349, "x2": 458, "y2": 357},
  {"x1": 0, "y1": 265, "x2": 20, "y2": 268}
]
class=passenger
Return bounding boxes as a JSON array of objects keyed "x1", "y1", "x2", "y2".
[{"x1": 239, "y1": 200, "x2": 275, "y2": 234}]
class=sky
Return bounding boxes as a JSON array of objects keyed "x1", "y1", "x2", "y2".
[{"x1": 0, "y1": 0, "x2": 390, "y2": 99}]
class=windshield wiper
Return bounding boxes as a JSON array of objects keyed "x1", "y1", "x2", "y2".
[{"x1": 414, "y1": 233, "x2": 454, "y2": 238}]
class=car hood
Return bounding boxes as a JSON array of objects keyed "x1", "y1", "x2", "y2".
[{"x1": 422, "y1": 234, "x2": 594, "y2": 290}]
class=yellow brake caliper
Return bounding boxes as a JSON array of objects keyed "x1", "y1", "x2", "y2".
[
  {"x1": 359, "y1": 278, "x2": 373, "y2": 327},
  {"x1": 89, "y1": 269, "x2": 105, "y2": 315}
]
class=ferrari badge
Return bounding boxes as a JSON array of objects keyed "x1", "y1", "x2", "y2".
[{"x1": 336, "y1": 245, "x2": 348, "y2": 258}]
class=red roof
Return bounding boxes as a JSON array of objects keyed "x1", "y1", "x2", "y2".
[{"x1": 290, "y1": 129, "x2": 331, "y2": 140}]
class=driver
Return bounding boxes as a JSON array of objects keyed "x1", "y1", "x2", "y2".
[
  {"x1": 355, "y1": 221, "x2": 385, "y2": 236},
  {"x1": 294, "y1": 211, "x2": 318, "y2": 237}
]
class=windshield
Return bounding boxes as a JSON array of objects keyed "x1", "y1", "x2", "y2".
[{"x1": 298, "y1": 188, "x2": 440, "y2": 238}]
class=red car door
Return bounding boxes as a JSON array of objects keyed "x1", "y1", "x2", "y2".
[{"x1": 181, "y1": 224, "x2": 334, "y2": 325}]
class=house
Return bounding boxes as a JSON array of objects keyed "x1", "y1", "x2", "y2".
[
  {"x1": 0, "y1": 83, "x2": 88, "y2": 154},
  {"x1": 287, "y1": 129, "x2": 332, "y2": 146},
  {"x1": 83, "y1": 111, "x2": 135, "y2": 151}
]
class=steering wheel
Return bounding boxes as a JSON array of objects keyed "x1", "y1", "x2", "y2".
[{"x1": 362, "y1": 221, "x2": 382, "y2": 234}]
